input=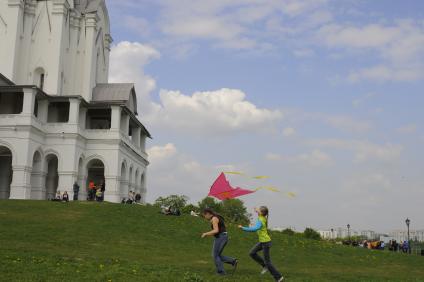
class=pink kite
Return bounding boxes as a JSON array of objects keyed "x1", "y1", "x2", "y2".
[{"x1": 208, "y1": 173, "x2": 255, "y2": 200}]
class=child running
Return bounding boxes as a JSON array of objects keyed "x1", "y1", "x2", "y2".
[
  {"x1": 201, "y1": 208, "x2": 238, "y2": 276},
  {"x1": 238, "y1": 206, "x2": 284, "y2": 282}
]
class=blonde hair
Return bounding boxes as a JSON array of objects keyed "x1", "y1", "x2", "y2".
[{"x1": 259, "y1": 206, "x2": 269, "y2": 228}]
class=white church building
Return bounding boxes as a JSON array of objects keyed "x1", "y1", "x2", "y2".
[{"x1": 0, "y1": 0, "x2": 150, "y2": 202}]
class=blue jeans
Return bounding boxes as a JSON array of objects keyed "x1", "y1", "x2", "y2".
[
  {"x1": 249, "y1": 241, "x2": 282, "y2": 281},
  {"x1": 212, "y1": 233, "x2": 236, "y2": 274}
]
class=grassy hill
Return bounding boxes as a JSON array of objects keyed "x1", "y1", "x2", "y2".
[{"x1": 0, "y1": 201, "x2": 423, "y2": 282}]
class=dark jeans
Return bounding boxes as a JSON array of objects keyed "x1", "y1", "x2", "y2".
[
  {"x1": 73, "y1": 192, "x2": 78, "y2": 201},
  {"x1": 212, "y1": 233, "x2": 236, "y2": 274},
  {"x1": 249, "y1": 241, "x2": 282, "y2": 281}
]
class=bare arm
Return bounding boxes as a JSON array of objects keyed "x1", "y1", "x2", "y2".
[{"x1": 201, "y1": 217, "x2": 220, "y2": 238}]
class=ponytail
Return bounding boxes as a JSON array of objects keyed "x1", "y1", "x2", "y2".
[{"x1": 259, "y1": 206, "x2": 269, "y2": 229}]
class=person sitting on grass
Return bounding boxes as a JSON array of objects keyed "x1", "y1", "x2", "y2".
[
  {"x1": 238, "y1": 206, "x2": 284, "y2": 282},
  {"x1": 53, "y1": 190, "x2": 61, "y2": 201},
  {"x1": 62, "y1": 191, "x2": 69, "y2": 202},
  {"x1": 135, "y1": 193, "x2": 141, "y2": 203},
  {"x1": 201, "y1": 208, "x2": 238, "y2": 276}
]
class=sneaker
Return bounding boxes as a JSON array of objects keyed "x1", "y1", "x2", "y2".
[
  {"x1": 217, "y1": 272, "x2": 226, "y2": 276},
  {"x1": 232, "y1": 259, "x2": 238, "y2": 274},
  {"x1": 278, "y1": 276, "x2": 285, "y2": 282},
  {"x1": 261, "y1": 267, "x2": 268, "y2": 275}
]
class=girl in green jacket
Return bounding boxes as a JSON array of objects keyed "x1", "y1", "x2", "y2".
[{"x1": 239, "y1": 206, "x2": 284, "y2": 282}]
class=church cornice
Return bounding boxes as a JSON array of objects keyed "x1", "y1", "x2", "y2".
[
  {"x1": 7, "y1": 0, "x2": 25, "y2": 9},
  {"x1": 52, "y1": 0, "x2": 71, "y2": 15},
  {"x1": 23, "y1": 1, "x2": 37, "y2": 16}
]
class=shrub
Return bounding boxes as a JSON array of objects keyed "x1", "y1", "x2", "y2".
[
  {"x1": 303, "y1": 228, "x2": 321, "y2": 240},
  {"x1": 281, "y1": 228, "x2": 295, "y2": 236},
  {"x1": 154, "y1": 195, "x2": 189, "y2": 209},
  {"x1": 181, "y1": 204, "x2": 200, "y2": 214}
]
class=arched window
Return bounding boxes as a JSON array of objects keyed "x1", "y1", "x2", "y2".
[{"x1": 34, "y1": 67, "x2": 46, "y2": 91}]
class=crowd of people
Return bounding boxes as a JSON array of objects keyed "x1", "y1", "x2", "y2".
[
  {"x1": 87, "y1": 180, "x2": 105, "y2": 202},
  {"x1": 121, "y1": 190, "x2": 143, "y2": 204},
  {"x1": 160, "y1": 205, "x2": 181, "y2": 216},
  {"x1": 388, "y1": 240, "x2": 410, "y2": 253},
  {"x1": 343, "y1": 239, "x2": 411, "y2": 253}
]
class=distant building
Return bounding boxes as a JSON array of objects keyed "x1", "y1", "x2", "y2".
[{"x1": 390, "y1": 230, "x2": 424, "y2": 242}]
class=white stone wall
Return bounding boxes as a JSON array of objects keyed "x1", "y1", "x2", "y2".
[
  {"x1": 0, "y1": 0, "x2": 112, "y2": 101},
  {"x1": 0, "y1": 90, "x2": 148, "y2": 203}
]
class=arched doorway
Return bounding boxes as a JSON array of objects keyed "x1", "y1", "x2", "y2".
[
  {"x1": 0, "y1": 146, "x2": 13, "y2": 199},
  {"x1": 45, "y1": 154, "x2": 59, "y2": 200},
  {"x1": 30, "y1": 151, "x2": 43, "y2": 199},
  {"x1": 86, "y1": 159, "x2": 105, "y2": 189},
  {"x1": 120, "y1": 162, "x2": 128, "y2": 199}
]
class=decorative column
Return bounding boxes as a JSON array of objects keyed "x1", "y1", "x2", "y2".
[
  {"x1": 104, "y1": 176, "x2": 121, "y2": 203},
  {"x1": 37, "y1": 99, "x2": 49, "y2": 123},
  {"x1": 120, "y1": 113, "x2": 130, "y2": 135},
  {"x1": 9, "y1": 165, "x2": 32, "y2": 199},
  {"x1": 22, "y1": 87, "x2": 36, "y2": 116},
  {"x1": 68, "y1": 98, "x2": 80, "y2": 124},
  {"x1": 110, "y1": 106, "x2": 121, "y2": 131},
  {"x1": 2, "y1": 0, "x2": 25, "y2": 81},
  {"x1": 132, "y1": 127, "x2": 141, "y2": 147},
  {"x1": 57, "y1": 171, "x2": 77, "y2": 200},
  {"x1": 78, "y1": 107, "x2": 87, "y2": 130},
  {"x1": 81, "y1": 13, "x2": 97, "y2": 101}
]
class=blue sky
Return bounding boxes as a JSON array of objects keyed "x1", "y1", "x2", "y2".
[{"x1": 106, "y1": 0, "x2": 424, "y2": 233}]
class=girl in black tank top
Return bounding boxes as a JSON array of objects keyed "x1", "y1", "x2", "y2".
[
  {"x1": 212, "y1": 215, "x2": 227, "y2": 237},
  {"x1": 201, "y1": 208, "x2": 238, "y2": 275}
]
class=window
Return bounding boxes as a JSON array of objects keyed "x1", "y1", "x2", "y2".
[
  {"x1": 39, "y1": 74, "x2": 45, "y2": 90},
  {"x1": 47, "y1": 102, "x2": 70, "y2": 123},
  {"x1": 0, "y1": 92, "x2": 23, "y2": 114}
]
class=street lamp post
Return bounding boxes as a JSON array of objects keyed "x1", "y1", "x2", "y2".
[
  {"x1": 405, "y1": 218, "x2": 411, "y2": 254},
  {"x1": 347, "y1": 224, "x2": 351, "y2": 242}
]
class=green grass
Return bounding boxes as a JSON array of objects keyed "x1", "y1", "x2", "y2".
[{"x1": 0, "y1": 201, "x2": 423, "y2": 282}]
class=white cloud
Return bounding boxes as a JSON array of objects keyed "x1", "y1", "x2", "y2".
[
  {"x1": 297, "y1": 149, "x2": 333, "y2": 166},
  {"x1": 109, "y1": 41, "x2": 161, "y2": 115},
  {"x1": 396, "y1": 124, "x2": 417, "y2": 134},
  {"x1": 308, "y1": 139, "x2": 403, "y2": 163},
  {"x1": 293, "y1": 49, "x2": 315, "y2": 58},
  {"x1": 113, "y1": 0, "x2": 331, "y2": 52},
  {"x1": 265, "y1": 149, "x2": 333, "y2": 167},
  {"x1": 285, "y1": 110, "x2": 372, "y2": 133},
  {"x1": 149, "y1": 88, "x2": 282, "y2": 134},
  {"x1": 147, "y1": 143, "x2": 177, "y2": 162},
  {"x1": 283, "y1": 127, "x2": 296, "y2": 137},
  {"x1": 348, "y1": 65, "x2": 423, "y2": 83},
  {"x1": 265, "y1": 153, "x2": 283, "y2": 161},
  {"x1": 317, "y1": 21, "x2": 424, "y2": 82}
]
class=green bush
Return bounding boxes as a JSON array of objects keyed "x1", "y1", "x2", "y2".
[
  {"x1": 281, "y1": 228, "x2": 295, "y2": 236},
  {"x1": 181, "y1": 204, "x2": 200, "y2": 214},
  {"x1": 303, "y1": 228, "x2": 321, "y2": 240},
  {"x1": 154, "y1": 195, "x2": 189, "y2": 209}
]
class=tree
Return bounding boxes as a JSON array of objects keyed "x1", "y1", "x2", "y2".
[
  {"x1": 222, "y1": 199, "x2": 250, "y2": 225},
  {"x1": 303, "y1": 228, "x2": 321, "y2": 240},
  {"x1": 198, "y1": 197, "x2": 250, "y2": 225},
  {"x1": 181, "y1": 204, "x2": 200, "y2": 214},
  {"x1": 154, "y1": 195, "x2": 189, "y2": 209},
  {"x1": 198, "y1": 197, "x2": 223, "y2": 214},
  {"x1": 281, "y1": 228, "x2": 295, "y2": 236}
]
